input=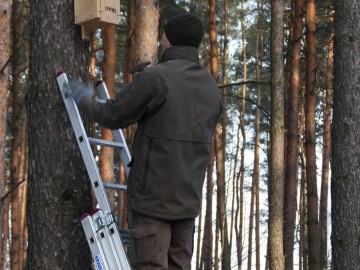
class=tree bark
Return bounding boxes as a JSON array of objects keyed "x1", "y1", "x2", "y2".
[
  {"x1": 305, "y1": 0, "x2": 320, "y2": 269},
  {"x1": 134, "y1": 0, "x2": 159, "y2": 65},
  {"x1": 269, "y1": 0, "x2": 285, "y2": 269},
  {"x1": 332, "y1": 0, "x2": 360, "y2": 269},
  {"x1": 10, "y1": 1, "x2": 26, "y2": 268},
  {"x1": 125, "y1": 0, "x2": 135, "y2": 84},
  {"x1": 320, "y1": 6, "x2": 333, "y2": 270},
  {"x1": 254, "y1": 3, "x2": 263, "y2": 267},
  {"x1": 27, "y1": 1, "x2": 92, "y2": 268},
  {"x1": 283, "y1": 0, "x2": 303, "y2": 269},
  {"x1": 0, "y1": 0, "x2": 11, "y2": 264},
  {"x1": 101, "y1": 25, "x2": 116, "y2": 208},
  {"x1": 202, "y1": 145, "x2": 215, "y2": 270}
]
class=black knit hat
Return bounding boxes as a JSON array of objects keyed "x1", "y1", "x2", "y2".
[{"x1": 164, "y1": 13, "x2": 204, "y2": 47}]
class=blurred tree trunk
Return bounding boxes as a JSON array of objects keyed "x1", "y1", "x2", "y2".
[
  {"x1": 269, "y1": 0, "x2": 285, "y2": 269},
  {"x1": 201, "y1": 147, "x2": 215, "y2": 270},
  {"x1": 195, "y1": 192, "x2": 203, "y2": 269},
  {"x1": 10, "y1": 0, "x2": 26, "y2": 268},
  {"x1": 209, "y1": 0, "x2": 219, "y2": 268},
  {"x1": 254, "y1": 2, "x2": 264, "y2": 269},
  {"x1": 332, "y1": 1, "x2": 360, "y2": 269},
  {"x1": 134, "y1": 0, "x2": 159, "y2": 65},
  {"x1": 0, "y1": 0, "x2": 11, "y2": 265},
  {"x1": 100, "y1": 25, "x2": 116, "y2": 208},
  {"x1": 320, "y1": 7, "x2": 333, "y2": 270},
  {"x1": 283, "y1": 0, "x2": 303, "y2": 269},
  {"x1": 18, "y1": 115, "x2": 28, "y2": 269},
  {"x1": 233, "y1": 122, "x2": 241, "y2": 270},
  {"x1": 209, "y1": 0, "x2": 230, "y2": 269},
  {"x1": 239, "y1": 1, "x2": 248, "y2": 269},
  {"x1": 119, "y1": 0, "x2": 135, "y2": 229},
  {"x1": 26, "y1": 1, "x2": 92, "y2": 268},
  {"x1": 305, "y1": 0, "x2": 320, "y2": 269},
  {"x1": 125, "y1": 0, "x2": 135, "y2": 84},
  {"x1": 299, "y1": 86, "x2": 308, "y2": 270}
]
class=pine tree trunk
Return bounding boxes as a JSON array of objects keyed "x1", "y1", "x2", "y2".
[
  {"x1": 254, "y1": 3, "x2": 263, "y2": 268},
  {"x1": 332, "y1": 1, "x2": 360, "y2": 269},
  {"x1": 202, "y1": 145, "x2": 215, "y2": 270},
  {"x1": 18, "y1": 116, "x2": 28, "y2": 269},
  {"x1": 134, "y1": 0, "x2": 159, "y2": 65},
  {"x1": 10, "y1": 1, "x2": 25, "y2": 268},
  {"x1": 101, "y1": 25, "x2": 116, "y2": 208},
  {"x1": 233, "y1": 119, "x2": 242, "y2": 270},
  {"x1": 299, "y1": 86, "x2": 308, "y2": 270},
  {"x1": 125, "y1": 0, "x2": 135, "y2": 84},
  {"x1": 0, "y1": 0, "x2": 11, "y2": 263},
  {"x1": 269, "y1": 0, "x2": 285, "y2": 269},
  {"x1": 319, "y1": 7, "x2": 333, "y2": 270},
  {"x1": 26, "y1": 1, "x2": 92, "y2": 268},
  {"x1": 283, "y1": 0, "x2": 303, "y2": 269},
  {"x1": 305, "y1": 1, "x2": 320, "y2": 269}
]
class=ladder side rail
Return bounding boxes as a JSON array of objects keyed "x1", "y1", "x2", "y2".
[
  {"x1": 96, "y1": 81, "x2": 132, "y2": 270},
  {"x1": 91, "y1": 210, "x2": 123, "y2": 269},
  {"x1": 96, "y1": 81, "x2": 131, "y2": 177},
  {"x1": 56, "y1": 72, "x2": 111, "y2": 212},
  {"x1": 81, "y1": 214, "x2": 110, "y2": 270}
]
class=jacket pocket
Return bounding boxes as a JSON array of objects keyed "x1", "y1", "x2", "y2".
[
  {"x1": 142, "y1": 137, "x2": 153, "y2": 190},
  {"x1": 129, "y1": 224, "x2": 158, "y2": 265}
]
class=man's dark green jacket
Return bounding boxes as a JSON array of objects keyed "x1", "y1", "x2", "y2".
[{"x1": 85, "y1": 46, "x2": 222, "y2": 219}]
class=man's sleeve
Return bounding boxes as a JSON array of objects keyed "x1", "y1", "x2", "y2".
[{"x1": 84, "y1": 71, "x2": 167, "y2": 129}]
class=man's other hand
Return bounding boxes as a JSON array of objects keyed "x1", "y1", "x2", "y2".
[{"x1": 68, "y1": 79, "x2": 94, "y2": 106}]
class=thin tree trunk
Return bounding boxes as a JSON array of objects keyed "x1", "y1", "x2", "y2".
[
  {"x1": 10, "y1": 0, "x2": 24, "y2": 267},
  {"x1": 119, "y1": 0, "x2": 135, "y2": 230},
  {"x1": 101, "y1": 25, "x2": 116, "y2": 208},
  {"x1": 202, "y1": 145, "x2": 215, "y2": 270},
  {"x1": 320, "y1": 7, "x2": 333, "y2": 270},
  {"x1": 18, "y1": 115, "x2": 28, "y2": 269},
  {"x1": 254, "y1": 2, "x2": 264, "y2": 268},
  {"x1": 134, "y1": 0, "x2": 159, "y2": 65},
  {"x1": 234, "y1": 118, "x2": 242, "y2": 270},
  {"x1": 298, "y1": 85, "x2": 308, "y2": 270},
  {"x1": 305, "y1": 0, "x2": 320, "y2": 269},
  {"x1": 125, "y1": 0, "x2": 135, "y2": 84},
  {"x1": 0, "y1": 0, "x2": 11, "y2": 264},
  {"x1": 269, "y1": 0, "x2": 285, "y2": 269},
  {"x1": 283, "y1": 0, "x2": 303, "y2": 269},
  {"x1": 208, "y1": 0, "x2": 222, "y2": 269},
  {"x1": 196, "y1": 194, "x2": 203, "y2": 270}
]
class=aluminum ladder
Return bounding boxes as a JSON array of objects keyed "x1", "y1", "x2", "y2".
[{"x1": 56, "y1": 71, "x2": 131, "y2": 270}]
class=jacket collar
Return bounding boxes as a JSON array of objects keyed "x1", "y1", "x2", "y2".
[{"x1": 160, "y1": 46, "x2": 200, "y2": 64}]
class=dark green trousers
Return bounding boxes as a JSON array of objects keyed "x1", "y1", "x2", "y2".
[{"x1": 128, "y1": 211, "x2": 195, "y2": 270}]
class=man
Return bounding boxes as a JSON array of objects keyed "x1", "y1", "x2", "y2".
[{"x1": 69, "y1": 13, "x2": 222, "y2": 269}]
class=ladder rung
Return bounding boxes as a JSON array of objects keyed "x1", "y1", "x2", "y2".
[
  {"x1": 88, "y1": 137, "x2": 125, "y2": 148},
  {"x1": 103, "y1": 182, "x2": 127, "y2": 192}
]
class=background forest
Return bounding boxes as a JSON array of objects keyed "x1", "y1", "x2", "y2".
[{"x1": 0, "y1": 0, "x2": 358, "y2": 269}]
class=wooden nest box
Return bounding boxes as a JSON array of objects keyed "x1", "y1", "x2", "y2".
[{"x1": 74, "y1": 0, "x2": 120, "y2": 39}]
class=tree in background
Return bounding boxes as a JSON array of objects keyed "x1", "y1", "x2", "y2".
[
  {"x1": 304, "y1": 0, "x2": 320, "y2": 268},
  {"x1": 269, "y1": 0, "x2": 285, "y2": 269},
  {"x1": 332, "y1": 0, "x2": 360, "y2": 269},
  {"x1": 100, "y1": 25, "x2": 116, "y2": 208},
  {"x1": 26, "y1": 1, "x2": 92, "y2": 268},
  {"x1": 0, "y1": 0, "x2": 11, "y2": 265},
  {"x1": 319, "y1": 5, "x2": 333, "y2": 270},
  {"x1": 134, "y1": 0, "x2": 159, "y2": 65},
  {"x1": 283, "y1": 0, "x2": 303, "y2": 268}
]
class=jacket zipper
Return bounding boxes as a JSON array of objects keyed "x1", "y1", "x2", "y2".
[{"x1": 142, "y1": 137, "x2": 153, "y2": 190}]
